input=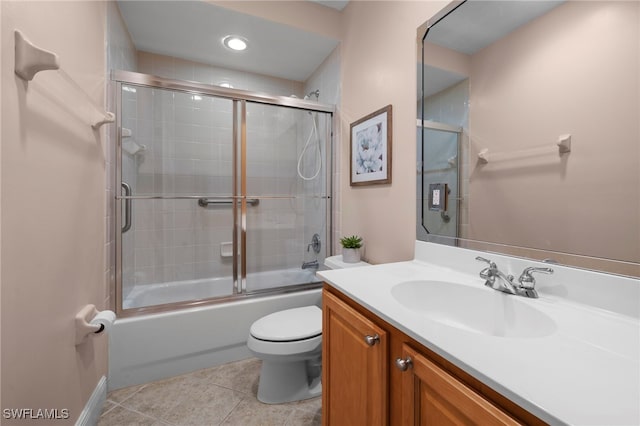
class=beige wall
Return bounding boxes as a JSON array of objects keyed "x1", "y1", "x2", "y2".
[
  {"x1": 468, "y1": 1, "x2": 640, "y2": 264},
  {"x1": 1, "y1": 1, "x2": 108, "y2": 424},
  {"x1": 339, "y1": 1, "x2": 447, "y2": 263}
]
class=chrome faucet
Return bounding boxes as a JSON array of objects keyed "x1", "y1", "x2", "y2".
[
  {"x1": 476, "y1": 256, "x2": 517, "y2": 294},
  {"x1": 475, "y1": 256, "x2": 553, "y2": 298},
  {"x1": 302, "y1": 260, "x2": 319, "y2": 270},
  {"x1": 517, "y1": 266, "x2": 554, "y2": 298}
]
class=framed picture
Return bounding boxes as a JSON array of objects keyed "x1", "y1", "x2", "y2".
[{"x1": 350, "y1": 105, "x2": 392, "y2": 186}]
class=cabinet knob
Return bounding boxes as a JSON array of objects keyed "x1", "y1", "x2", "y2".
[
  {"x1": 395, "y1": 357, "x2": 413, "y2": 371},
  {"x1": 364, "y1": 334, "x2": 380, "y2": 346}
]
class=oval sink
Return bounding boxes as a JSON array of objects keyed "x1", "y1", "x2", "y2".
[{"x1": 391, "y1": 280, "x2": 556, "y2": 338}]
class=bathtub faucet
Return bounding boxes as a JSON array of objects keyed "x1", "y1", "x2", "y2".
[{"x1": 302, "y1": 260, "x2": 319, "y2": 270}]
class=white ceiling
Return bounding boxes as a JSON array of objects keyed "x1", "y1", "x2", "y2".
[{"x1": 117, "y1": 1, "x2": 340, "y2": 82}]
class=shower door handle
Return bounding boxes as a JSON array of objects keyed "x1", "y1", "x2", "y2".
[
  {"x1": 121, "y1": 182, "x2": 132, "y2": 233},
  {"x1": 198, "y1": 198, "x2": 260, "y2": 207}
]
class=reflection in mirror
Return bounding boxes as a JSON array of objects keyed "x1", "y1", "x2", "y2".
[{"x1": 418, "y1": 1, "x2": 639, "y2": 276}]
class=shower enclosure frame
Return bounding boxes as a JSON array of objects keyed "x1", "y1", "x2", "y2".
[
  {"x1": 417, "y1": 119, "x2": 463, "y2": 241},
  {"x1": 113, "y1": 70, "x2": 334, "y2": 317}
]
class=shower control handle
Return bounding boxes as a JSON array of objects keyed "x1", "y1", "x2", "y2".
[
  {"x1": 307, "y1": 233, "x2": 321, "y2": 254},
  {"x1": 364, "y1": 334, "x2": 380, "y2": 346}
]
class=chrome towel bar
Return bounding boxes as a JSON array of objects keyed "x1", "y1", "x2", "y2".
[{"x1": 198, "y1": 198, "x2": 259, "y2": 207}]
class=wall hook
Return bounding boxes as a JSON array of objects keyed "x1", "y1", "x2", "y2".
[{"x1": 14, "y1": 30, "x2": 60, "y2": 81}]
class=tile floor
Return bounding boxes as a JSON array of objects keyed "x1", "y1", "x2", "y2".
[{"x1": 98, "y1": 358, "x2": 321, "y2": 426}]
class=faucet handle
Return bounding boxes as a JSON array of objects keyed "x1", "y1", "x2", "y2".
[
  {"x1": 518, "y1": 267, "x2": 554, "y2": 288},
  {"x1": 475, "y1": 256, "x2": 497, "y2": 269}
]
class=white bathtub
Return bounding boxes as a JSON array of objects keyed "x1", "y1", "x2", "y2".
[
  {"x1": 110, "y1": 270, "x2": 323, "y2": 390},
  {"x1": 123, "y1": 268, "x2": 318, "y2": 309}
]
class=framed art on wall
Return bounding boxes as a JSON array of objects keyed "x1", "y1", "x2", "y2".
[{"x1": 350, "y1": 105, "x2": 392, "y2": 186}]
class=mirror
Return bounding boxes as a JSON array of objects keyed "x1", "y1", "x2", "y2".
[{"x1": 418, "y1": 1, "x2": 639, "y2": 276}]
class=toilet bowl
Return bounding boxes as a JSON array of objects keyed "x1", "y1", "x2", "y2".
[
  {"x1": 247, "y1": 256, "x2": 370, "y2": 404},
  {"x1": 247, "y1": 305, "x2": 322, "y2": 404}
]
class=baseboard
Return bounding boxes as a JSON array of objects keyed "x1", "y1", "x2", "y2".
[{"x1": 75, "y1": 375, "x2": 106, "y2": 426}]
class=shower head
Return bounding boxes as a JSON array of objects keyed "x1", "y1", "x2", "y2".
[{"x1": 303, "y1": 89, "x2": 320, "y2": 101}]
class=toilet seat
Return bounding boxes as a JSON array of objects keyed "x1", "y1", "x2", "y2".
[{"x1": 250, "y1": 306, "x2": 321, "y2": 342}]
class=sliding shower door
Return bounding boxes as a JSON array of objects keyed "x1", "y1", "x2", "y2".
[
  {"x1": 243, "y1": 103, "x2": 331, "y2": 293},
  {"x1": 115, "y1": 71, "x2": 333, "y2": 314},
  {"x1": 117, "y1": 82, "x2": 237, "y2": 310}
]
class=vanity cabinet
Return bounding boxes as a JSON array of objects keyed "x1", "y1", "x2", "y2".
[
  {"x1": 399, "y1": 345, "x2": 519, "y2": 425},
  {"x1": 322, "y1": 289, "x2": 388, "y2": 425},
  {"x1": 322, "y1": 286, "x2": 544, "y2": 426}
]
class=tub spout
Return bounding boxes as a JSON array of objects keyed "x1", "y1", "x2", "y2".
[{"x1": 302, "y1": 260, "x2": 319, "y2": 270}]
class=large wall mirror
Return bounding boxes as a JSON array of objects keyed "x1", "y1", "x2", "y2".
[{"x1": 417, "y1": 0, "x2": 639, "y2": 277}]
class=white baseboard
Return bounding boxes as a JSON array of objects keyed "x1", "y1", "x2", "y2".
[{"x1": 75, "y1": 375, "x2": 107, "y2": 426}]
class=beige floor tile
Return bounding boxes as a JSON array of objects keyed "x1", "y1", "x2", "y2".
[
  {"x1": 190, "y1": 358, "x2": 261, "y2": 395},
  {"x1": 97, "y1": 405, "x2": 159, "y2": 426},
  {"x1": 285, "y1": 407, "x2": 321, "y2": 426},
  {"x1": 220, "y1": 398, "x2": 294, "y2": 426},
  {"x1": 118, "y1": 375, "x2": 207, "y2": 420},
  {"x1": 289, "y1": 397, "x2": 321, "y2": 416},
  {"x1": 100, "y1": 400, "x2": 117, "y2": 418},
  {"x1": 108, "y1": 383, "x2": 146, "y2": 404},
  {"x1": 100, "y1": 357, "x2": 321, "y2": 425},
  {"x1": 161, "y1": 384, "x2": 245, "y2": 425}
]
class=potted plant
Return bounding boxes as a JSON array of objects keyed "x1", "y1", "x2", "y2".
[{"x1": 340, "y1": 235, "x2": 363, "y2": 263}]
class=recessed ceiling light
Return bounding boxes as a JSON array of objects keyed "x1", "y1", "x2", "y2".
[{"x1": 223, "y1": 35, "x2": 248, "y2": 51}]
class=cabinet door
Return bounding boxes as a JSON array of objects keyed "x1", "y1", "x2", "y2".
[
  {"x1": 322, "y1": 290, "x2": 388, "y2": 426},
  {"x1": 399, "y1": 345, "x2": 520, "y2": 426}
]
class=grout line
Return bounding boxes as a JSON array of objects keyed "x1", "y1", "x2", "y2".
[
  {"x1": 99, "y1": 401, "x2": 165, "y2": 425},
  {"x1": 218, "y1": 394, "x2": 247, "y2": 425},
  {"x1": 100, "y1": 401, "x2": 118, "y2": 418}
]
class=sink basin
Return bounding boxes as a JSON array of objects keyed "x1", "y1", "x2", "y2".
[{"x1": 391, "y1": 280, "x2": 556, "y2": 338}]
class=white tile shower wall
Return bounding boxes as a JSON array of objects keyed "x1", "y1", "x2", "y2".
[
  {"x1": 423, "y1": 80, "x2": 469, "y2": 238},
  {"x1": 304, "y1": 46, "x2": 340, "y2": 256},
  {"x1": 106, "y1": 1, "x2": 137, "y2": 309}
]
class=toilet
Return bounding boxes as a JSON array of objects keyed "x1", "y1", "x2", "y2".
[{"x1": 247, "y1": 255, "x2": 370, "y2": 404}]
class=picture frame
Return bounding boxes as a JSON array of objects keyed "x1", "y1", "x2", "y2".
[{"x1": 350, "y1": 105, "x2": 392, "y2": 186}]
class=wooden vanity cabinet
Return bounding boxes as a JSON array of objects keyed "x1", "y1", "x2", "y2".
[
  {"x1": 322, "y1": 289, "x2": 388, "y2": 426},
  {"x1": 322, "y1": 286, "x2": 545, "y2": 426}
]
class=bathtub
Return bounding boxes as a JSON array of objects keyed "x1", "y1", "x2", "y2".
[
  {"x1": 123, "y1": 268, "x2": 319, "y2": 309},
  {"x1": 109, "y1": 269, "x2": 323, "y2": 390}
]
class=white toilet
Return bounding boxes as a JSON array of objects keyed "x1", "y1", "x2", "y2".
[
  {"x1": 247, "y1": 305, "x2": 322, "y2": 404},
  {"x1": 247, "y1": 255, "x2": 370, "y2": 404}
]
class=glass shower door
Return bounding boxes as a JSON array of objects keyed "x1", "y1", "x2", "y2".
[
  {"x1": 419, "y1": 125, "x2": 460, "y2": 239},
  {"x1": 117, "y1": 83, "x2": 236, "y2": 310},
  {"x1": 242, "y1": 102, "x2": 331, "y2": 293}
]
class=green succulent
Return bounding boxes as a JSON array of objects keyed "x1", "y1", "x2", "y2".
[{"x1": 340, "y1": 235, "x2": 363, "y2": 249}]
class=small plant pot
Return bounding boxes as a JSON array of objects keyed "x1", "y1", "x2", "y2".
[{"x1": 342, "y1": 248, "x2": 361, "y2": 263}]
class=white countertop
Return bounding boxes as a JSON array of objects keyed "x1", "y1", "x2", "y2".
[{"x1": 318, "y1": 243, "x2": 640, "y2": 426}]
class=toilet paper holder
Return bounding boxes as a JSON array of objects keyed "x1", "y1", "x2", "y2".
[{"x1": 75, "y1": 304, "x2": 115, "y2": 346}]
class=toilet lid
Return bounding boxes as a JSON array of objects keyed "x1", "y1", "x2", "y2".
[{"x1": 250, "y1": 306, "x2": 322, "y2": 342}]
